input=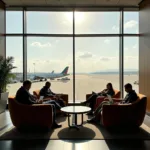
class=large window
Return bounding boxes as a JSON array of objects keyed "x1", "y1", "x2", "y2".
[
  {"x1": 75, "y1": 12, "x2": 120, "y2": 34},
  {"x1": 75, "y1": 37, "x2": 119, "y2": 101},
  {"x1": 27, "y1": 37, "x2": 73, "y2": 100},
  {"x1": 27, "y1": 11, "x2": 73, "y2": 34},
  {"x1": 6, "y1": 37, "x2": 23, "y2": 96},
  {"x1": 124, "y1": 37, "x2": 139, "y2": 93},
  {"x1": 6, "y1": 11, "x2": 23, "y2": 33},
  {"x1": 6, "y1": 9, "x2": 139, "y2": 101},
  {"x1": 124, "y1": 12, "x2": 139, "y2": 34}
]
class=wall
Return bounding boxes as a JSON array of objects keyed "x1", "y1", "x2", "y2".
[
  {"x1": 0, "y1": 1, "x2": 5, "y2": 58},
  {"x1": 139, "y1": 0, "x2": 150, "y2": 112}
]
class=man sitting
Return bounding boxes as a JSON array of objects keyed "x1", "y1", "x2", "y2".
[
  {"x1": 15, "y1": 80, "x2": 62, "y2": 128},
  {"x1": 87, "y1": 83, "x2": 138, "y2": 123},
  {"x1": 40, "y1": 81, "x2": 65, "y2": 107}
]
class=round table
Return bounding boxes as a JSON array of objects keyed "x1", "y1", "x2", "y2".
[{"x1": 61, "y1": 106, "x2": 91, "y2": 129}]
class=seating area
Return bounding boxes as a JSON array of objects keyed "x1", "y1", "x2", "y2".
[{"x1": 7, "y1": 90, "x2": 147, "y2": 131}]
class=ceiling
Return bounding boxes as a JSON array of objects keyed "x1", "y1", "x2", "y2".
[{"x1": 2, "y1": 0, "x2": 142, "y2": 7}]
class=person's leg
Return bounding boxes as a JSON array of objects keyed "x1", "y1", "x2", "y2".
[
  {"x1": 86, "y1": 94, "x2": 98, "y2": 104},
  {"x1": 87, "y1": 101, "x2": 111, "y2": 123},
  {"x1": 85, "y1": 94, "x2": 98, "y2": 115},
  {"x1": 50, "y1": 104, "x2": 62, "y2": 128},
  {"x1": 94, "y1": 101, "x2": 111, "y2": 116},
  {"x1": 56, "y1": 99, "x2": 65, "y2": 107},
  {"x1": 45, "y1": 100, "x2": 61, "y2": 110}
]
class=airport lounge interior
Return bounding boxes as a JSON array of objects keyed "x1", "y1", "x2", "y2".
[{"x1": 1, "y1": 0, "x2": 150, "y2": 149}]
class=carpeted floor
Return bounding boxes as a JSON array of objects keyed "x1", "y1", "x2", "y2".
[{"x1": 0, "y1": 114, "x2": 150, "y2": 140}]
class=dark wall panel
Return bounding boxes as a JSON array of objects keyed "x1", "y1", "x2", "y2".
[
  {"x1": 0, "y1": 1, "x2": 5, "y2": 58},
  {"x1": 139, "y1": 0, "x2": 150, "y2": 112}
]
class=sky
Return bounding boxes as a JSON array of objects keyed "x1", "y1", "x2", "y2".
[{"x1": 6, "y1": 11, "x2": 139, "y2": 73}]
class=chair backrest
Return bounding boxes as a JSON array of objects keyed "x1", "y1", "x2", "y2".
[
  {"x1": 113, "y1": 90, "x2": 121, "y2": 98},
  {"x1": 33, "y1": 90, "x2": 40, "y2": 99}
]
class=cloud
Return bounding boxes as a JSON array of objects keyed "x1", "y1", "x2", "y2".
[
  {"x1": 77, "y1": 52, "x2": 93, "y2": 59},
  {"x1": 31, "y1": 42, "x2": 51, "y2": 48},
  {"x1": 124, "y1": 20, "x2": 138, "y2": 29},
  {"x1": 104, "y1": 39, "x2": 110, "y2": 44},
  {"x1": 112, "y1": 25, "x2": 119, "y2": 31},
  {"x1": 100, "y1": 57, "x2": 116, "y2": 62}
]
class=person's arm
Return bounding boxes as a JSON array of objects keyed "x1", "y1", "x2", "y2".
[
  {"x1": 28, "y1": 94, "x2": 37, "y2": 104},
  {"x1": 127, "y1": 94, "x2": 138, "y2": 103},
  {"x1": 49, "y1": 90, "x2": 56, "y2": 96},
  {"x1": 40, "y1": 88, "x2": 46, "y2": 97},
  {"x1": 98, "y1": 89, "x2": 107, "y2": 95}
]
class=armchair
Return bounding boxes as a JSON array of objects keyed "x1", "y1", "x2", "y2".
[
  {"x1": 8, "y1": 97, "x2": 53, "y2": 129},
  {"x1": 101, "y1": 94, "x2": 147, "y2": 127}
]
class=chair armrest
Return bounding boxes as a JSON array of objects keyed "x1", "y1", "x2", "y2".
[{"x1": 104, "y1": 98, "x2": 122, "y2": 103}]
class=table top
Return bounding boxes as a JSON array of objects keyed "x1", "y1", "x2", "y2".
[{"x1": 61, "y1": 106, "x2": 91, "y2": 114}]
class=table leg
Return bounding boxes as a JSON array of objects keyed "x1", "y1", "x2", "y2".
[
  {"x1": 68, "y1": 113, "x2": 85, "y2": 130},
  {"x1": 68, "y1": 114, "x2": 71, "y2": 127},
  {"x1": 81, "y1": 113, "x2": 83, "y2": 125},
  {"x1": 75, "y1": 114, "x2": 77, "y2": 125}
]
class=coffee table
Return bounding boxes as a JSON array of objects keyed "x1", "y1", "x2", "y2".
[{"x1": 61, "y1": 106, "x2": 91, "y2": 130}]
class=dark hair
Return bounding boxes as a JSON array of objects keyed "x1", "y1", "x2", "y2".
[
  {"x1": 124, "y1": 83, "x2": 132, "y2": 89},
  {"x1": 107, "y1": 83, "x2": 113, "y2": 90},
  {"x1": 23, "y1": 80, "x2": 32, "y2": 86}
]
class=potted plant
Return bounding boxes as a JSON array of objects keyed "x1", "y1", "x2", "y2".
[{"x1": 0, "y1": 56, "x2": 16, "y2": 113}]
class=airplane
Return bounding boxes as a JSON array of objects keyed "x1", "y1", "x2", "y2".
[
  {"x1": 48, "y1": 66, "x2": 69, "y2": 80},
  {"x1": 30, "y1": 66, "x2": 69, "y2": 81},
  {"x1": 33, "y1": 75, "x2": 47, "y2": 81}
]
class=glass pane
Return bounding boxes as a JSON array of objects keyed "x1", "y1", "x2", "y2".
[
  {"x1": 6, "y1": 37, "x2": 23, "y2": 97},
  {"x1": 124, "y1": 12, "x2": 139, "y2": 34},
  {"x1": 27, "y1": 37, "x2": 73, "y2": 101},
  {"x1": 124, "y1": 37, "x2": 139, "y2": 94},
  {"x1": 27, "y1": 11, "x2": 73, "y2": 34},
  {"x1": 6, "y1": 11, "x2": 23, "y2": 33},
  {"x1": 75, "y1": 37, "x2": 119, "y2": 101},
  {"x1": 75, "y1": 12, "x2": 120, "y2": 34}
]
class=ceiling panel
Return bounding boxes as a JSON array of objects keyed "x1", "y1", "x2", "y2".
[
  {"x1": 3, "y1": 0, "x2": 142, "y2": 7},
  {"x1": 22, "y1": 0, "x2": 46, "y2": 6},
  {"x1": 118, "y1": 0, "x2": 142, "y2": 6},
  {"x1": 95, "y1": 0, "x2": 118, "y2": 5}
]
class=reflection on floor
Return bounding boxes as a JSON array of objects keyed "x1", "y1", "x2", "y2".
[{"x1": 0, "y1": 111, "x2": 150, "y2": 150}]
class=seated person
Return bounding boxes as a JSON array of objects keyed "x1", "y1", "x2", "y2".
[
  {"x1": 15, "y1": 80, "x2": 62, "y2": 128},
  {"x1": 82, "y1": 83, "x2": 115, "y2": 115},
  {"x1": 87, "y1": 83, "x2": 138, "y2": 123},
  {"x1": 40, "y1": 81, "x2": 65, "y2": 107}
]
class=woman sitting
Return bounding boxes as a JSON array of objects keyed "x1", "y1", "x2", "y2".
[{"x1": 81, "y1": 83, "x2": 115, "y2": 115}]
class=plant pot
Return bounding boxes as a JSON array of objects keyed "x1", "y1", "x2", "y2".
[{"x1": 0, "y1": 92, "x2": 9, "y2": 114}]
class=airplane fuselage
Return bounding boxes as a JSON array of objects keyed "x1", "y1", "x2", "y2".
[{"x1": 48, "y1": 73, "x2": 69, "y2": 79}]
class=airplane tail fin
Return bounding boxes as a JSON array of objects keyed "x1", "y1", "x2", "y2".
[
  {"x1": 51, "y1": 70, "x2": 54, "y2": 74},
  {"x1": 61, "y1": 66, "x2": 69, "y2": 75}
]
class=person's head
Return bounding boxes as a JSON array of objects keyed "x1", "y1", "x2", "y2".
[
  {"x1": 124, "y1": 83, "x2": 133, "y2": 93},
  {"x1": 23, "y1": 80, "x2": 32, "y2": 91},
  {"x1": 106, "y1": 83, "x2": 113, "y2": 90},
  {"x1": 45, "y1": 81, "x2": 51, "y2": 89}
]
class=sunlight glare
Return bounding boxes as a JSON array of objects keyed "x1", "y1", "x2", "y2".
[{"x1": 65, "y1": 12, "x2": 85, "y2": 24}]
